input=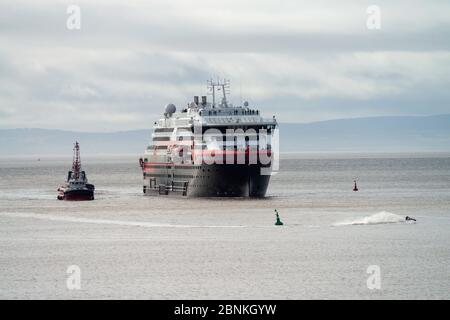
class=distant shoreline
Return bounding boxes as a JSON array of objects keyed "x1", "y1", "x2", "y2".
[
  {"x1": 1, "y1": 114, "x2": 450, "y2": 156},
  {"x1": 1, "y1": 151, "x2": 449, "y2": 161}
]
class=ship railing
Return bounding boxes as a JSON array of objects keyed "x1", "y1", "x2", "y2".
[
  {"x1": 146, "y1": 180, "x2": 188, "y2": 196},
  {"x1": 167, "y1": 180, "x2": 189, "y2": 196}
]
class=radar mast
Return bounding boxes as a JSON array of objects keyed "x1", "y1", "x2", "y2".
[{"x1": 207, "y1": 79, "x2": 230, "y2": 107}]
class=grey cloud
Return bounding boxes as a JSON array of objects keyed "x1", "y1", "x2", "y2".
[
  {"x1": 0, "y1": 0, "x2": 449, "y2": 131},
  {"x1": 2, "y1": 2, "x2": 450, "y2": 53}
]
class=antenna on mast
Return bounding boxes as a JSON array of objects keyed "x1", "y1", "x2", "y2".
[
  {"x1": 239, "y1": 76, "x2": 242, "y2": 106},
  {"x1": 207, "y1": 78, "x2": 230, "y2": 107}
]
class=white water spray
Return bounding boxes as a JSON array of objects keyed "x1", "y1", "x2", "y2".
[{"x1": 334, "y1": 211, "x2": 407, "y2": 226}]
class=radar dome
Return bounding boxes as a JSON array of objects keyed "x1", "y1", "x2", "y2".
[
  {"x1": 243, "y1": 101, "x2": 249, "y2": 107},
  {"x1": 165, "y1": 103, "x2": 176, "y2": 114}
]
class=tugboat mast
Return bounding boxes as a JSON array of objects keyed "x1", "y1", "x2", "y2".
[{"x1": 72, "y1": 142, "x2": 81, "y2": 180}]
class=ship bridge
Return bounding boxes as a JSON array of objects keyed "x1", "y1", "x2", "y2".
[{"x1": 156, "y1": 79, "x2": 277, "y2": 131}]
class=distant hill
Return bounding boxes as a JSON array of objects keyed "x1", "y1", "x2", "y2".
[
  {"x1": 0, "y1": 129, "x2": 151, "y2": 157},
  {"x1": 280, "y1": 114, "x2": 450, "y2": 152},
  {"x1": 1, "y1": 115, "x2": 450, "y2": 156}
]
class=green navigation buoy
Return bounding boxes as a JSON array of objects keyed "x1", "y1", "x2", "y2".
[{"x1": 274, "y1": 209, "x2": 284, "y2": 226}]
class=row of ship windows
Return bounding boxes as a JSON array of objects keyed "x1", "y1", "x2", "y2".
[
  {"x1": 152, "y1": 135, "x2": 267, "y2": 141},
  {"x1": 144, "y1": 174, "x2": 212, "y2": 179},
  {"x1": 146, "y1": 145, "x2": 270, "y2": 151},
  {"x1": 142, "y1": 164, "x2": 212, "y2": 172},
  {"x1": 154, "y1": 125, "x2": 274, "y2": 134},
  {"x1": 199, "y1": 110, "x2": 259, "y2": 116},
  {"x1": 154, "y1": 127, "x2": 184, "y2": 133},
  {"x1": 152, "y1": 136, "x2": 194, "y2": 141}
]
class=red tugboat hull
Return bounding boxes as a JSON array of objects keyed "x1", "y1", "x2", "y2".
[{"x1": 63, "y1": 189, "x2": 94, "y2": 201}]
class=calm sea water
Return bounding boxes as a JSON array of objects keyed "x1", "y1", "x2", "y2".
[{"x1": 0, "y1": 153, "x2": 449, "y2": 299}]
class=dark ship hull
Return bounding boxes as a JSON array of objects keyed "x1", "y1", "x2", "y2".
[
  {"x1": 143, "y1": 162, "x2": 272, "y2": 197},
  {"x1": 62, "y1": 188, "x2": 94, "y2": 201}
]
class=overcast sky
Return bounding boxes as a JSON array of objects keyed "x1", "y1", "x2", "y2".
[{"x1": 0, "y1": 0, "x2": 449, "y2": 131}]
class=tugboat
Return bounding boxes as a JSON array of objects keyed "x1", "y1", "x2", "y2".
[{"x1": 57, "y1": 142, "x2": 95, "y2": 201}]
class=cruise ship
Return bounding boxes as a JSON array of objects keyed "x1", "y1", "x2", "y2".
[{"x1": 139, "y1": 80, "x2": 278, "y2": 197}]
